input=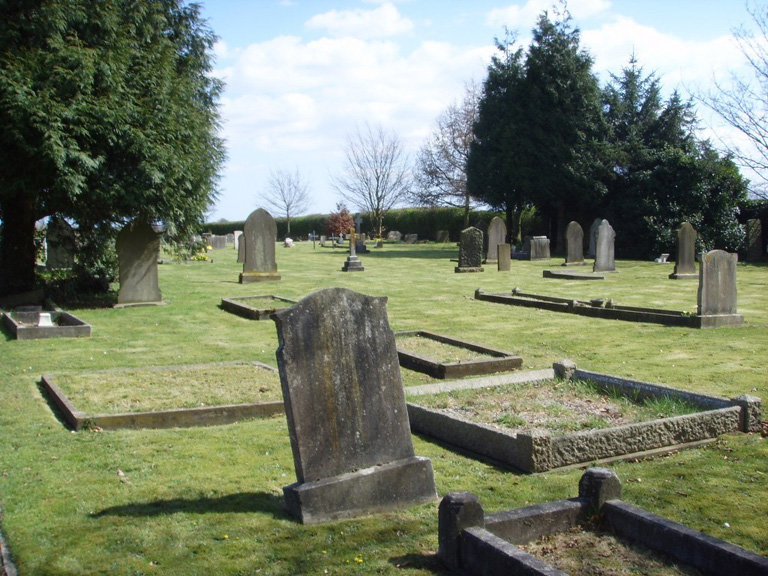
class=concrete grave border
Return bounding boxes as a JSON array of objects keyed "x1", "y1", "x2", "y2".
[
  {"x1": 220, "y1": 295, "x2": 297, "y2": 320},
  {"x1": 475, "y1": 288, "x2": 744, "y2": 328},
  {"x1": 1, "y1": 300, "x2": 91, "y2": 340},
  {"x1": 395, "y1": 330, "x2": 522, "y2": 379},
  {"x1": 40, "y1": 361, "x2": 284, "y2": 431},
  {"x1": 543, "y1": 270, "x2": 604, "y2": 280},
  {"x1": 438, "y1": 468, "x2": 768, "y2": 576},
  {"x1": 406, "y1": 360, "x2": 761, "y2": 473}
]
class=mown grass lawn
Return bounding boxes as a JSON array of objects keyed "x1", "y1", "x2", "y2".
[{"x1": 0, "y1": 241, "x2": 766, "y2": 575}]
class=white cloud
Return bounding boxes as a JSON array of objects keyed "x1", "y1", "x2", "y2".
[
  {"x1": 486, "y1": 0, "x2": 611, "y2": 30},
  {"x1": 306, "y1": 2, "x2": 414, "y2": 39}
]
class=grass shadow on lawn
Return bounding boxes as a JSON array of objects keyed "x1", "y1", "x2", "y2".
[{"x1": 91, "y1": 491, "x2": 286, "y2": 519}]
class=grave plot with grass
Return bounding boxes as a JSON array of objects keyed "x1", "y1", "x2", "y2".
[
  {"x1": 407, "y1": 363, "x2": 761, "y2": 472},
  {"x1": 41, "y1": 362, "x2": 285, "y2": 430}
]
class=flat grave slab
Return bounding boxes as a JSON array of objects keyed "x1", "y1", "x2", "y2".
[
  {"x1": 221, "y1": 295, "x2": 297, "y2": 320},
  {"x1": 395, "y1": 330, "x2": 522, "y2": 379},
  {"x1": 41, "y1": 361, "x2": 284, "y2": 430},
  {"x1": 406, "y1": 360, "x2": 761, "y2": 473},
  {"x1": 1, "y1": 300, "x2": 91, "y2": 340},
  {"x1": 438, "y1": 468, "x2": 768, "y2": 576},
  {"x1": 543, "y1": 270, "x2": 604, "y2": 280}
]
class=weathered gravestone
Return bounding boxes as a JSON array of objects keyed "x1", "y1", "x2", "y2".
[
  {"x1": 593, "y1": 220, "x2": 616, "y2": 273},
  {"x1": 455, "y1": 227, "x2": 484, "y2": 273},
  {"x1": 237, "y1": 235, "x2": 246, "y2": 263},
  {"x1": 319, "y1": 235, "x2": 327, "y2": 247},
  {"x1": 669, "y1": 222, "x2": 698, "y2": 279},
  {"x1": 115, "y1": 221, "x2": 164, "y2": 307},
  {"x1": 404, "y1": 234, "x2": 418, "y2": 244},
  {"x1": 209, "y1": 235, "x2": 227, "y2": 250},
  {"x1": 387, "y1": 231, "x2": 402, "y2": 242},
  {"x1": 529, "y1": 236, "x2": 550, "y2": 260},
  {"x1": 746, "y1": 219, "x2": 762, "y2": 261},
  {"x1": 342, "y1": 230, "x2": 365, "y2": 272},
  {"x1": 355, "y1": 237, "x2": 369, "y2": 254},
  {"x1": 485, "y1": 217, "x2": 506, "y2": 264},
  {"x1": 588, "y1": 217, "x2": 602, "y2": 258},
  {"x1": 564, "y1": 221, "x2": 585, "y2": 266},
  {"x1": 497, "y1": 243, "x2": 511, "y2": 272},
  {"x1": 46, "y1": 217, "x2": 76, "y2": 270},
  {"x1": 697, "y1": 250, "x2": 740, "y2": 316},
  {"x1": 240, "y1": 208, "x2": 280, "y2": 283},
  {"x1": 436, "y1": 230, "x2": 450, "y2": 243},
  {"x1": 272, "y1": 288, "x2": 437, "y2": 524},
  {"x1": 233, "y1": 230, "x2": 243, "y2": 250},
  {"x1": 225, "y1": 233, "x2": 235, "y2": 244}
]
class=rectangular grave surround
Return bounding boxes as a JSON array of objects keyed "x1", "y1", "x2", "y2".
[
  {"x1": 1, "y1": 300, "x2": 91, "y2": 340},
  {"x1": 438, "y1": 468, "x2": 768, "y2": 576},
  {"x1": 405, "y1": 362, "x2": 761, "y2": 473},
  {"x1": 40, "y1": 361, "x2": 284, "y2": 430},
  {"x1": 220, "y1": 295, "x2": 297, "y2": 320},
  {"x1": 395, "y1": 330, "x2": 522, "y2": 379}
]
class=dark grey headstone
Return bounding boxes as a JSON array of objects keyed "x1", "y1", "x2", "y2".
[
  {"x1": 746, "y1": 219, "x2": 762, "y2": 261},
  {"x1": 116, "y1": 221, "x2": 163, "y2": 306},
  {"x1": 485, "y1": 217, "x2": 506, "y2": 264},
  {"x1": 670, "y1": 222, "x2": 697, "y2": 279},
  {"x1": 455, "y1": 227, "x2": 484, "y2": 273},
  {"x1": 237, "y1": 235, "x2": 246, "y2": 263},
  {"x1": 46, "y1": 217, "x2": 76, "y2": 270},
  {"x1": 240, "y1": 208, "x2": 280, "y2": 283},
  {"x1": 436, "y1": 230, "x2": 450, "y2": 243},
  {"x1": 273, "y1": 288, "x2": 437, "y2": 523},
  {"x1": 565, "y1": 221, "x2": 584, "y2": 265},
  {"x1": 530, "y1": 236, "x2": 550, "y2": 260},
  {"x1": 698, "y1": 250, "x2": 738, "y2": 315},
  {"x1": 588, "y1": 217, "x2": 602, "y2": 258},
  {"x1": 593, "y1": 220, "x2": 616, "y2": 273},
  {"x1": 497, "y1": 243, "x2": 511, "y2": 272},
  {"x1": 404, "y1": 234, "x2": 418, "y2": 244}
]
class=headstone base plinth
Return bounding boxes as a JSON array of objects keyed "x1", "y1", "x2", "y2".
[
  {"x1": 454, "y1": 266, "x2": 484, "y2": 273},
  {"x1": 113, "y1": 300, "x2": 167, "y2": 309},
  {"x1": 342, "y1": 256, "x2": 365, "y2": 272},
  {"x1": 697, "y1": 314, "x2": 744, "y2": 328},
  {"x1": 239, "y1": 272, "x2": 281, "y2": 283},
  {"x1": 283, "y1": 456, "x2": 437, "y2": 524}
]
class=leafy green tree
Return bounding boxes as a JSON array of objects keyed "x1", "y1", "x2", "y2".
[{"x1": 0, "y1": 0, "x2": 225, "y2": 296}]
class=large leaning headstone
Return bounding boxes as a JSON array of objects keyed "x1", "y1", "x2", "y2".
[
  {"x1": 272, "y1": 288, "x2": 437, "y2": 524},
  {"x1": 455, "y1": 227, "x2": 484, "y2": 273},
  {"x1": 115, "y1": 220, "x2": 164, "y2": 307},
  {"x1": 240, "y1": 208, "x2": 280, "y2": 283},
  {"x1": 593, "y1": 220, "x2": 616, "y2": 273},
  {"x1": 564, "y1": 221, "x2": 585, "y2": 266},
  {"x1": 669, "y1": 222, "x2": 698, "y2": 279},
  {"x1": 485, "y1": 216, "x2": 506, "y2": 264},
  {"x1": 46, "y1": 217, "x2": 76, "y2": 270}
]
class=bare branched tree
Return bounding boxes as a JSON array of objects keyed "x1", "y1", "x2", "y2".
[
  {"x1": 261, "y1": 167, "x2": 310, "y2": 235},
  {"x1": 701, "y1": 3, "x2": 768, "y2": 198},
  {"x1": 412, "y1": 81, "x2": 482, "y2": 228},
  {"x1": 331, "y1": 123, "x2": 410, "y2": 237}
]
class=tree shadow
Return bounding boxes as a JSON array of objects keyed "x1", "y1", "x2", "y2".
[
  {"x1": 91, "y1": 491, "x2": 287, "y2": 520},
  {"x1": 389, "y1": 553, "x2": 446, "y2": 574}
]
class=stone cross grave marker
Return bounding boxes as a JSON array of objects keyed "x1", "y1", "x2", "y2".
[
  {"x1": 455, "y1": 227, "x2": 484, "y2": 273},
  {"x1": 564, "y1": 221, "x2": 584, "y2": 266},
  {"x1": 116, "y1": 220, "x2": 164, "y2": 307},
  {"x1": 354, "y1": 213, "x2": 363, "y2": 234},
  {"x1": 485, "y1": 216, "x2": 506, "y2": 264},
  {"x1": 698, "y1": 250, "x2": 739, "y2": 316},
  {"x1": 593, "y1": 220, "x2": 616, "y2": 273},
  {"x1": 240, "y1": 208, "x2": 280, "y2": 283},
  {"x1": 46, "y1": 217, "x2": 76, "y2": 270},
  {"x1": 272, "y1": 287, "x2": 437, "y2": 524},
  {"x1": 670, "y1": 221, "x2": 698, "y2": 279},
  {"x1": 342, "y1": 227, "x2": 364, "y2": 271}
]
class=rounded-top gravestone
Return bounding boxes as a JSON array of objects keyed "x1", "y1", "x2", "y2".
[
  {"x1": 116, "y1": 220, "x2": 164, "y2": 307},
  {"x1": 240, "y1": 208, "x2": 280, "y2": 283}
]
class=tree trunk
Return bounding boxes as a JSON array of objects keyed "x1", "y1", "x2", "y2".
[
  {"x1": 0, "y1": 193, "x2": 39, "y2": 297},
  {"x1": 463, "y1": 193, "x2": 470, "y2": 229}
]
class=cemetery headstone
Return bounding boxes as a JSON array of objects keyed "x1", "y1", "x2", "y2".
[
  {"x1": 593, "y1": 220, "x2": 616, "y2": 273},
  {"x1": 237, "y1": 235, "x2": 246, "y2": 263},
  {"x1": 240, "y1": 208, "x2": 281, "y2": 283},
  {"x1": 115, "y1": 220, "x2": 164, "y2": 307},
  {"x1": 233, "y1": 230, "x2": 243, "y2": 250},
  {"x1": 342, "y1": 229, "x2": 365, "y2": 272},
  {"x1": 436, "y1": 230, "x2": 450, "y2": 243},
  {"x1": 697, "y1": 250, "x2": 739, "y2": 315},
  {"x1": 485, "y1": 216, "x2": 506, "y2": 264},
  {"x1": 455, "y1": 227, "x2": 484, "y2": 273},
  {"x1": 273, "y1": 287, "x2": 437, "y2": 523},
  {"x1": 588, "y1": 217, "x2": 602, "y2": 258},
  {"x1": 320, "y1": 235, "x2": 327, "y2": 247},
  {"x1": 529, "y1": 236, "x2": 550, "y2": 260},
  {"x1": 497, "y1": 243, "x2": 511, "y2": 272},
  {"x1": 355, "y1": 236, "x2": 369, "y2": 254},
  {"x1": 209, "y1": 234, "x2": 226, "y2": 250},
  {"x1": 388, "y1": 231, "x2": 402, "y2": 242},
  {"x1": 669, "y1": 222, "x2": 698, "y2": 279},
  {"x1": 354, "y1": 214, "x2": 363, "y2": 234},
  {"x1": 404, "y1": 234, "x2": 418, "y2": 244},
  {"x1": 746, "y1": 218, "x2": 762, "y2": 261},
  {"x1": 564, "y1": 221, "x2": 585, "y2": 266},
  {"x1": 226, "y1": 233, "x2": 235, "y2": 244},
  {"x1": 46, "y1": 217, "x2": 76, "y2": 270}
]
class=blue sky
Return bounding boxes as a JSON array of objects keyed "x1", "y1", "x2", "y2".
[{"x1": 199, "y1": 0, "x2": 756, "y2": 222}]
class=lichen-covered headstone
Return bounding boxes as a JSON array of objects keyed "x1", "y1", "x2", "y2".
[
  {"x1": 698, "y1": 250, "x2": 739, "y2": 315},
  {"x1": 240, "y1": 208, "x2": 280, "y2": 283},
  {"x1": 46, "y1": 217, "x2": 75, "y2": 270},
  {"x1": 273, "y1": 288, "x2": 437, "y2": 524},
  {"x1": 530, "y1": 236, "x2": 550, "y2": 260},
  {"x1": 564, "y1": 221, "x2": 584, "y2": 266},
  {"x1": 116, "y1": 220, "x2": 164, "y2": 306},
  {"x1": 485, "y1": 217, "x2": 506, "y2": 264},
  {"x1": 669, "y1": 222, "x2": 697, "y2": 279},
  {"x1": 455, "y1": 227, "x2": 484, "y2": 273},
  {"x1": 593, "y1": 220, "x2": 616, "y2": 273}
]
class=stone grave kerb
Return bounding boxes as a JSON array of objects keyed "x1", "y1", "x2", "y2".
[{"x1": 272, "y1": 287, "x2": 436, "y2": 523}]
